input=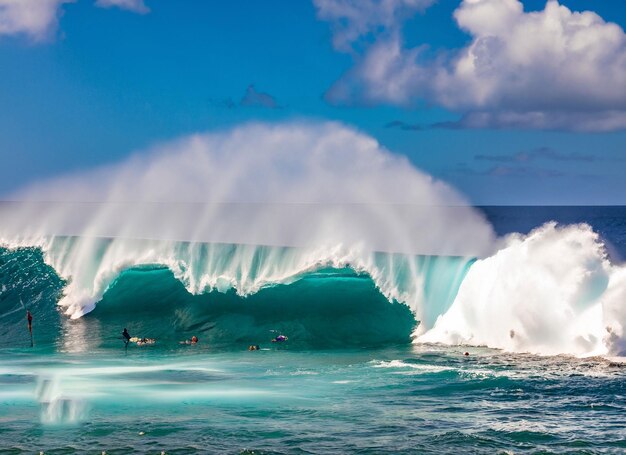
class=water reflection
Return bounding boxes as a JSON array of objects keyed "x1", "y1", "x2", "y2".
[{"x1": 57, "y1": 316, "x2": 102, "y2": 354}]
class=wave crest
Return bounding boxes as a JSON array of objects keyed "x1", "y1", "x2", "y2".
[{"x1": 420, "y1": 222, "x2": 626, "y2": 357}]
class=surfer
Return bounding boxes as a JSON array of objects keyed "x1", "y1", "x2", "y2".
[
  {"x1": 272, "y1": 335, "x2": 287, "y2": 343},
  {"x1": 26, "y1": 310, "x2": 33, "y2": 347},
  {"x1": 248, "y1": 345, "x2": 260, "y2": 351},
  {"x1": 136, "y1": 337, "x2": 156, "y2": 346},
  {"x1": 122, "y1": 328, "x2": 131, "y2": 347},
  {"x1": 180, "y1": 335, "x2": 198, "y2": 345}
]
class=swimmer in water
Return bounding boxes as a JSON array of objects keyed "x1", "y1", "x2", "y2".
[
  {"x1": 26, "y1": 310, "x2": 34, "y2": 347},
  {"x1": 137, "y1": 337, "x2": 156, "y2": 345},
  {"x1": 122, "y1": 328, "x2": 131, "y2": 344},
  {"x1": 180, "y1": 335, "x2": 199, "y2": 345}
]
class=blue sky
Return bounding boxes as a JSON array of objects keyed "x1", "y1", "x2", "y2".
[{"x1": 1, "y1": 0, "x2": 625, "y2": 205}]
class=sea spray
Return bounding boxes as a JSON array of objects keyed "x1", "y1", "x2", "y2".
[
  {"x1": 1, "y1": 122, "x2": 494, "y2": 256},
  {"x1": 0, "y1": 122, "x2": 494, "y2": 321},
  {"x1": 4, "y1": 123, "x2": 626, "y2": 357},
  {"x1": 419, "y1": 222, "x2": 626, "y2": 356},
  {"x1": 5, "y1": 223, "x2": 626, "y2": 356}
]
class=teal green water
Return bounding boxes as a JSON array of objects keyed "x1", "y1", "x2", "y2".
[
  {"x1": 2, "y1": 345, "x2": 626, "y2": 454},
  {"x1": 4, "y1": 203, "x2": 626, "y2": 455}
]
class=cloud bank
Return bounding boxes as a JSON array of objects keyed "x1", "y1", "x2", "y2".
[
  {"x1": 314, "y1": 0, "x2": 436, "y2": 52},
  {"x1": 0, "y1": 0, "x2": 148, "y2": 41},
  {"x1": 0, "y1": 0, "x2": 73, "y2": 41},
  {"x1": 317, "y1": 0, "x2": 626, "y2": 132}
]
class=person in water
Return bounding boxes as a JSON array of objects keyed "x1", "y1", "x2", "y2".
[
  {"x1": 180, "y1": 335, "x2": 198, "y2": 345},
  {"x1": 26, "y1": 310, "x2": 33, "y2": 347},
  {"x1": 136, "y1": 337, "x2": 156, "y2": 346},
  {"x1": 26, "y1": 310, "x2": 32, "y2": 334},
  {"x1": 122, "y1": 328, "x2": 131, "y2": 346},
  {"x1": 272, "y1": 335, "x2": 287, "y2": 343}
]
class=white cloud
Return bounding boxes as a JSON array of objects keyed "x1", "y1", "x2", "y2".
[
  {"x1": 448, "y1": 1, "x2": 626, "y2": 111},
  {"x1": 0, "y1": 0, "x2": 73, "y2": 41},
  {"x1": 313, "y1": 0, "x2": 436, "y2": 52},
  {"x1": 0, "y1": 0, "x2": 149, "y2": 42},
  {"x1": 326, "y1": 37, "x2": 434, "y2": 105},
  {"x1": 95, "y1": 0, "x2": 149, "y2": 14},
  {"x1": 318, "y1": 0, "x2": 626, "y2": 132}
]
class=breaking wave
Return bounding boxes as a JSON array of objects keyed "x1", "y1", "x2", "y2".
[
  {"x1": 419, "y1": 222, "x2": 626, "y2": 357},
  {"x1": 1, "y1": 122, "x2": 626, "y2": 357},
  {"x1": 0, "y1": 242, "x2": 472, "y2": 349}
]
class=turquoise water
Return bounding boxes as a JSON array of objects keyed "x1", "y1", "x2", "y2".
[
  {"x1": 3, "y1": 206, "x2": 626, "y2": 453},
  {"x1": 2, "y1": 345, "x2": 626, "y2": 454}
]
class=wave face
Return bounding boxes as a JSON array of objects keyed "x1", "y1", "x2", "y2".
[
  {"x1": 95, "y1": 266, "x2": 417, "y2": 348},
  {"x1": 0, "y1": 241, "x2": 474, "y2": 349},
  {"x1": 0, "y1": 246, "x2": 65, "y2": 347},
  {"x1": 0, "y1": 237, "x2": 473, "y2": 324},
  {"x1": 0, "y1": 121, "x2": 492, "y2": 337},
  {"x1": 9, "y1": 223, "x2": 626, "y2": 357}
]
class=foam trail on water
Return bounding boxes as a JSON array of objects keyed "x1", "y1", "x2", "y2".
[
  {"x1": 0, "y1": 121, "x2": 495, "y2": 321},
  {"x1": 419, "y1": 222, "x2": 626, "y2": 357}
]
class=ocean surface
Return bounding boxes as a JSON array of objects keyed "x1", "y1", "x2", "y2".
[{"x1": 1, "y1": 206, "x2": 626, "y2": 454}]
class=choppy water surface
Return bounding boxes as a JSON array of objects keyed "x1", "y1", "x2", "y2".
[{"x1": 2, "y1": 345, "x2": 626, "y2": 454}]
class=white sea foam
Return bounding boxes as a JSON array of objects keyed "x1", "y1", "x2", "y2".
[
  {"x1": 2, "y1": 122, "x2": 626, "y2": 358},
  {"x1": 371, "y1": 359, "x2": 452, "y2": 373},
  {"x1": 419, "y1": 222, "x2": 626, "y2": 357}
]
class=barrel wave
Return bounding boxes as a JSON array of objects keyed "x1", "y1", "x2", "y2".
[
  {"x1": 0, "y1": 241, "x2": 473, "y2": 349},
  {"x1": 2, "y1": 121, "x2": 626, "y2": 357}
]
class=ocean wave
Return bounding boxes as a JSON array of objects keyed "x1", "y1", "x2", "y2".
[
  {"x1": 419, "y1": 222, "x2": 626, "y2": 357},
  {"x1": 4, "y1": 222, "x2": 626, "y2": 357}
]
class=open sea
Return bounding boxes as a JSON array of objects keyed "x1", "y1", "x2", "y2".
[{"x1": 1, "y1": 206, "x2": 626, "y2": 454}]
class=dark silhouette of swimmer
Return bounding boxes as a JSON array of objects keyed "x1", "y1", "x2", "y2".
[
  {"x1": 27, "y1": 310, "x2": 33, "y2": 347},
  {"x1": 122, "y1": 328, "x2": 131, "y2": 346}
]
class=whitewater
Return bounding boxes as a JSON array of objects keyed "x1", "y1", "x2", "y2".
[
  {"x1": 3, "y1": 122, "x2": 626, "y2": 453},
  {"x1": 1, "y1": 122, "x2": 625, "y2": 357}
]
